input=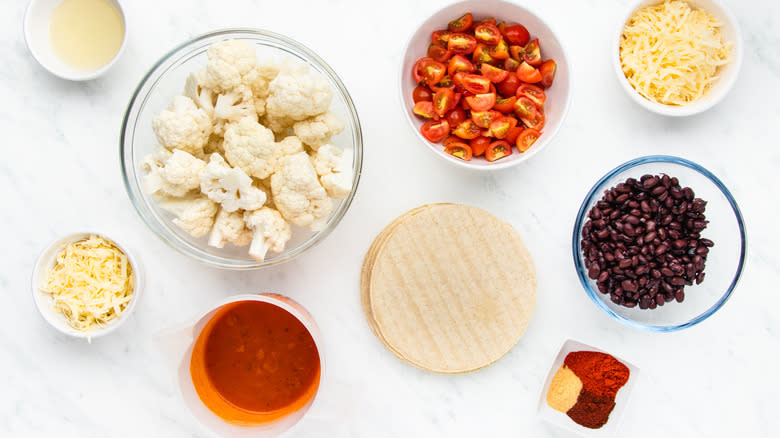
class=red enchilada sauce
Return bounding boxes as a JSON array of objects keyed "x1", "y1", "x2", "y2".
[{"x1": 190, "y1": 300, "x2": 320, "y2": 425}]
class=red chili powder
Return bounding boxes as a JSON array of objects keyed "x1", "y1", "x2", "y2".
[{"x1": 564, "y1": 351, "x2": 630, "y2": 399}]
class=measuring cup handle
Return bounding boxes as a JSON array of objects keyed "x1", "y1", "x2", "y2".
[
  {"x1": 283, "y1": 377, "x2": 355, "y2": 437},
  {"x1": 153, "y1": 322, "x2": 195, "y2": 368}
]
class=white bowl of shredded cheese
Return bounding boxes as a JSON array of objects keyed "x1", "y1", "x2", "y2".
[
  {"x1": 614, "y1": 0, "x2": 742, "y2": 116},
  {"x1": 32, "y1": 233, "x2": 142, "y2": 340}
]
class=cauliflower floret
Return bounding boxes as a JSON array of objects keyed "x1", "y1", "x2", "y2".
[
  {"x1": 208, "y1": 40, "x2": 258, "y2": 77},
  {"x1": 142, "y1": 149, "x2": 206, "y2": 197},
  {"x1": 277, "y1": 135, "x2": 304, "y2": 156},
  {"x1": 311, "y1": 144, "x2": 353, "y2": 199},
  {"x1": 159, "y1": 195, "x2": 218, "y2": 238},
  {"x1": 200, "y1": 40, "x2": 258, "y2": 93},
  {"x1": 265, "y1": 66, "x2": 333, "y2": 123},
  {"x1": 243, "y1": 60, "x2": 281, "y2": 116},
  {"x1": 208, "y1": 208, "x2": 252, "y2": 248},
  {"x1": 223, "y1": 117, "x2": 278, "y2": 179},
  {"x1": 200, "y1": 153, "x2": 267, "y2": 212},
  {"x1": 243, "y1": 60, "x2": 280, "y2": 98},
  {"x1": 213, "y1": 86, "x2": 256, "y2": 135},
  {"x1": 293, "y1": 111, "x2": 345, "y2": 150},
  {"x1": 271, "y1": 152, "x2": 333, "y2": 229},
  {"x1": 244, "y1": 207, "x2": 292, "y2": 262},
  {"x1": 184, "y1": 70, "x2": 216, "y2": 117},
  {"x1": 152, "y1": 96, "x2": 212, "y2": 155}
]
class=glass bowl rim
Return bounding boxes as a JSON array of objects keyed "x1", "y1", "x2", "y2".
[
  {"x1": 120, "y1": 28, "x2": 363, "y2": 270},
  {"x1": 571, "y1": 155, "x2": 747, "y2": 332}
]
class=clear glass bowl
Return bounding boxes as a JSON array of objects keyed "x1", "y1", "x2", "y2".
[
  {"x1": 572, "y1": 156, "x2": 746, "y2": 332},
  {"x1": 120, "y1": 29, "x2": 363, "y2": 269}
]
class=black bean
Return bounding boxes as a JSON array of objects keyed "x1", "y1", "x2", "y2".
[{"x1": 581, "y1": 174, "x2": 712, "y2": 310}]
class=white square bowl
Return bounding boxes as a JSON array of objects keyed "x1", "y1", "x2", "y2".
[{"x1": 537, "y1": 339, "x2": 639, "y2": 437}]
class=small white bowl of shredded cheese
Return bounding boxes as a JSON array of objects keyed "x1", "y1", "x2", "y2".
[
  {"x1": 614, "y1": 0, "x2": 742, "y2": 116},
  {"x1": 32, "y1": 232, "x2": 142, "y2": 341}
]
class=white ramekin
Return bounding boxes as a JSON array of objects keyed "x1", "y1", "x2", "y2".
[
  {"x1": 612, "y1": 0, "x2": 743, "y2": 117},
  {"x1": 32, "y1": 232, "x2": 143, "y2": 340},
  {"x1": 23, "y1": 0, "x2": 127, "y2": 81}
]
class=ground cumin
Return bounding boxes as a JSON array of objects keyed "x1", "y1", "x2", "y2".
[{"x1": 546, "y1": 365, "x2": 582, "y2": 412}]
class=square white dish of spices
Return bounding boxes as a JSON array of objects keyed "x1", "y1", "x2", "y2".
[{"x1": 536, "y1": 338, "x2": 640, "y2": 437}]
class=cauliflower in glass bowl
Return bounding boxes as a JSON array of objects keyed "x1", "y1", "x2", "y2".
[{"x1": 121, "y1": 30, "x2": 362, "y2": 269}]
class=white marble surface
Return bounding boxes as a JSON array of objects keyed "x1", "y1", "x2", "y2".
[{"x1": 1, "y1": 0, "x2": 778, "y2": 436}]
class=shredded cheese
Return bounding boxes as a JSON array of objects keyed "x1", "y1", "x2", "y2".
[
  {"x1": 620, "y1": 0, "x2": 731, "y2": 106},
  {"x1": 41, "y1": 235, "x2": 134, "y2": 335}
]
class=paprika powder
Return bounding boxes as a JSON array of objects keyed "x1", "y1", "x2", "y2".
[{"x1": 564, "y1": 351, "x2": 630, "y2": 398}]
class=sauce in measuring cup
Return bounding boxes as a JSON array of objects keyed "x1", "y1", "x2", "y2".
[{"x1": 190, "y1": 299, "x2": 321, "y2": 426}]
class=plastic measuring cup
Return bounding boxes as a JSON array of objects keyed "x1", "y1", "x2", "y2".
[{"x1": 156, "y1": 293, "x2": 329, "y2": 437}]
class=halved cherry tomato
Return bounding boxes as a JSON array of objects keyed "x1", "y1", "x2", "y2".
[
  {"x1": 516, "y1": 128, "x2": 540, "y2": 152},
  {"x1": 448, "y1": 13, "x2": 473, "y2": 32},
  {"x1": 493, "y1": 96, "x2": 517, "y2": 113},
  {"x1": 471, "y1": 110, "x2": 501, "y2": 128},
  {"x1": 521, "y1": 109, "x2": 545, "y2": 131},
  {"x1": 420, "y1": 119, "x2": 450, "y2": 142},
  {"x1": 430, "y1": 75, "x2": 455, "y2": 92},
  {"x1": 497, "y1": 74, "x2": 521, "y2": 96},
  {"x1": 516, "y1": 61, "x2": 542, "y2": 83},
  {"x1": 431, "y1": 30, "x2": 451, "y2": 48},
  {"x1": 516, "y1": 83, "x2": 546, "y2": 107},
  {"x1": 472, "y1": 44, "x2": 495, "y2": 65},
  {"x1": 461, "y1": 74, "x2": 491, "y2": 94},
  {"x1": 445, "y1": 107, "x2": 467, "y2": 127},
  {"x1": 444, "y1": 143, "x2": 473, "y2": 161},
  {"x1": 448, "y1": 33, "x2": 477, "y2": 55},
  {"x1": 503, "y1": 24, "x2": 530, "y2": 46},
  {"x1": 513, "y1": 96, "x2": 537, "y2": 118},
  {"x1": 453, "y1": 119, "x2": 482, "y2": 139},
  {"x1": 504, "y1": 126, "x2": 524, "y2": 145},
  {"x1": 469, "y1": 136, "x2": 491, "y2": 156},
  {"x1": 486, "y1": 140, "x2": 513, "y2": 161},
  {"x1": 465, "y1": 93, "x2": 496, "y2": 112},
  {"x1": 509, "y1": 45, "x2": 525, "y2": 62},
  {"x1": 413, "y1": 58, "x2": 446, "y2": 85},
  {"x1": 539, "y1": 59, "x2": 556, "y2": 88},
  {"x1": 412, "y1": 85, "x2": 433, "y2": 103},
  {"x1": 452, "y1": 72, "x2": 467, "y2": 90},
  {"x1": 523, "y1": 38, "x2": 542, "y2": 66},
  {"x1": 428, "y1": 45, "x2": 453, "y2": 63},
  {"x1": 443, "y1": 135, "x2": 462, "y2": 147},
  {"x1": 489, "y1": 116, "x2": 518, "y2": 139},
  {"x1": 433, "y1": 88, "x2": 456, "y2": 117},
  {"x1": 504, "y1": 57, "x2": 521, "y2": 72},
  {"x1": 480, "y1": 63, "x2": 509, "y2": 83},
  {"x1": 448, "y1": 55, "x2": 475, "y2": 76},
  {"x1": 476, "y1": 17, "x2": 497, "y2": 26},
  {"x1": 474, "y1": 23, "x2": 502, "y2": 45},
  {"x1": 488, "y1": 39, "x2": 509, "y2": 60},
  {"x1": 413, "y1": 101, "x2": 436, "y2": 119}
]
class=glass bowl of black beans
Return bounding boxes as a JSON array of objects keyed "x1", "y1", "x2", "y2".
[{"x1": 573, "y1": 156, "x2": 746, "y2": 332}]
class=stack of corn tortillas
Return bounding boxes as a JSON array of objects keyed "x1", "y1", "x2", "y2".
[{"x1": 361, "y1": 203, "x2": 537, "y2": 374}]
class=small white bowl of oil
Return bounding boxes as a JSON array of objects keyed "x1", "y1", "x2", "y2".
[{"x1": 24, "y1": 0, "x2": 126, "y2": 81}]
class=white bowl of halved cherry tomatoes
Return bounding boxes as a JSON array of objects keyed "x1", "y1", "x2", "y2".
[{"x1": 401, "y1": 0, "x2": 571, "y2": 169}]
